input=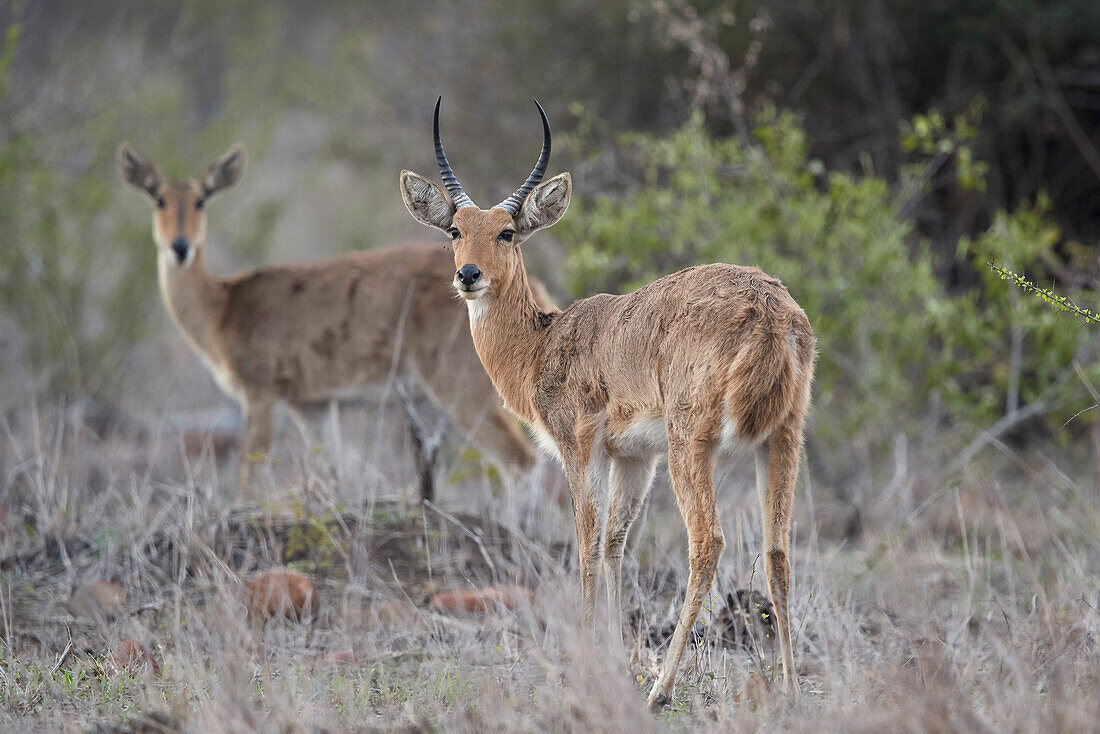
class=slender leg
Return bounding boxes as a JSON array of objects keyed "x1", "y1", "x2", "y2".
[
  {"x1": 556, "y1": 425, "x2": 601, "y2": 630},
  {"x1": 238, "y1": 397, "x2": 275, "y2": 497},
  {"x1": 648, "y1": 430, "x2": 723, "y2": 710},
  {"x1": 564, "y1": 467, "x2": 601, "y2": 629},
  {"x1": 756, "y1": 422, "x2": 801, "y2": 694},
  {"x1": 603, "y1": 455, "x2": 657, "y2": 640}
]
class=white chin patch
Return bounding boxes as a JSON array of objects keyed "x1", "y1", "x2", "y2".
[{"x1": 466, "y1": 296, "x2": 489, "y2": 326}]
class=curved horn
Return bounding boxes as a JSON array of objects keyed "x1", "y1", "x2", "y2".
[
  {"x1": 495, "y1": 99, "x2": 551, "y2": 216},
  {"x1": 434, "y1": 97, "x2": 476, "y2": 210}
]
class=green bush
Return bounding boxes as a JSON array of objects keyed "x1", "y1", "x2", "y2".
[
  {"x1": 0, "y1": 29, "x2": 155, "y2": 398},
  {"x1": 557, "y1": 111, "x2": 1099, "y2": 466}
]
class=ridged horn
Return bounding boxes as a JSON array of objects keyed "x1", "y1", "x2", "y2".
[
  {"x1": 495, "y1": 99, "x2": 551, "y2": 216},
  {"x1": 434, "y1": 97, "x2": 476, "y2": 210}
]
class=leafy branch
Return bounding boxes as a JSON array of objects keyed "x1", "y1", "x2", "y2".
[{"x1": 987, "y1": 262, "x2": 1100, "y2": 326}]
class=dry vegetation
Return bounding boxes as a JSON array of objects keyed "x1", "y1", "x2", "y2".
[
  {"x1": 3, "y1": 2, "x2": 1099, "y2": 732},
  {"x1": 2, "y1": 398, "x2": 1099, "y2": 733}
]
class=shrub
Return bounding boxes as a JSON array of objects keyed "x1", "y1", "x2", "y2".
[{"x1": 557, "y1": 111, "x2": 1099, "y2": 472}]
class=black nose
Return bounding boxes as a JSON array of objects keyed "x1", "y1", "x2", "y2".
[
  {"x1": 457, "y1": 264, "x2": 482, "y2": 287},
  {"x1": 171, "y1": 237, "x2": 190, "y2": 262}
]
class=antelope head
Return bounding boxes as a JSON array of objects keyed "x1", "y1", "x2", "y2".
[
  {"x1": 400, "y1": 98, "x2": 571, "y2": 303},
  {"x1": 117, "y1": 142, "x2": 246, "y2": 266}
]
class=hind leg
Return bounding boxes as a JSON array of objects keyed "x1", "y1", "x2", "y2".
[
  {"x1": 603, "y1": 455, "x2": 657, "y2": 640},
  {"x1": 647, "y1": 420, "x2": 723, "y2": 709},
  {"x1": 755, "y1": 421, "x2": 801, "y2": 693}
]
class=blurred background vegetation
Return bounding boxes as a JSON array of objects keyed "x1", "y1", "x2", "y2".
[{"x1": 0, "y1": 0, "x2": 1097, "y2": 497}]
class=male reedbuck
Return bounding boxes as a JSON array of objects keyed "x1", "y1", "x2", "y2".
[
  {"x1": 400, "y1": 99, "x2": 816, "y2": 707},
  {"x1": 118, "y1": 142, "x2": 537, "y2": 496}
]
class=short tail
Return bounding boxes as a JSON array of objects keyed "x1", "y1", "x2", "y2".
[{"x1": 727, "y1": 311, "x2": 813, "y2": 442}]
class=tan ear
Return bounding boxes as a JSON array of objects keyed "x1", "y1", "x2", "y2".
[
  {"x1": 203, "y1": 142, "x2": 246, "y2": 197},
  {"x1": 400, "y1": 170, "x2": 455, "y2": 231},
  {"x1": 117, "y1": 142, "x2": 161, "y2": 199},
  {"x1": 515, "y1": 172, "x2": 571, "y2": 241}
]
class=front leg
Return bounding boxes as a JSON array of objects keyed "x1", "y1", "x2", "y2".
[
  {"x1": 563, "y1": 463, "x2": 601, "y2": 628},
  {"x1": 238, "y1": 396, "x2": 274, "y2": 498},
  {"x1": 556, "y1": 424, "x2": 602, "y2": 629}
]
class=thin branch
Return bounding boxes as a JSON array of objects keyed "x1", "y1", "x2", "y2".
[
  {"x1": 951, "y1": 398, "x2": 1051, "y2": 475},
  {"x1": 987, "y1": 262, "x2": 1100, "y2": 325},
  {"x1": 422, "y1": 500, "x2": 498, "y2": 578},
  {"x1": 49, "y1": 627, "x2": 74, "y2": 677},
  {"x1": 1060, "y1": 404, "x2": 1098, "y2": 430}
]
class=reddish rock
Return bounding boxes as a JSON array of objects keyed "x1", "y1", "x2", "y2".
[
  {"x1": 69, "y1": 580, "x2": 127, "y2": 621},
  {"x1": 428, "y1": 585, "x2": 534, "y2": 614},
  {"x1": 110, "y1": 638, "x2": 160, "y2": 676},
  {"x1": 247, "y1": 567, "x2": 316, "y2": 621}
]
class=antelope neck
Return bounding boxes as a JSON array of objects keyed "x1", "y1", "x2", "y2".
[
  {"x1": 157, "y1": 249, "x2": 229, "y2": 365},
  {"x1": 468, "y1": 263, "x2": 555, "y2": 424}
]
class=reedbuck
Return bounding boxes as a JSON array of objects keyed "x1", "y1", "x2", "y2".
[
  {"x1": 118, "y1": 142, "x2": 537, "y2": 496},
  {"x1": 400, "y1": 99, "x2": 816, "y2": 707}
]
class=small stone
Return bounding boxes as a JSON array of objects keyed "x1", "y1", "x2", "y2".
[
  {"x1": 110, "y1": 638, "x2": 160, "y2": 676},
  {"x1": 246, "y1": 567, "x2": 316, "y2": 621}
]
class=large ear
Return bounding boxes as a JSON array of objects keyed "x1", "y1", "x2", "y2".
[
  {"x1": 202, "y1": 142, "x2": 246, "y2": 197},
  {"x1": 515, "y1": 172, "x2": 571, "y2": 241},
  {"x1": 116, "y1": 142, "x2": 161, "y2": 199},
  {"x1": 400, "y1": 170, "x2": 455, "y2": 231}
]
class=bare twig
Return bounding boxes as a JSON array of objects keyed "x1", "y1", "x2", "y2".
[
  {"x1": 395, "y1": 380, "x2": 445, "y2": 503},
  {"x1": 951, "y1": 398, "x2": 1050, "y2": 475},
  {"x1": 49, "y1": 627, "x2": 74, "y2": 677},
  {"x1": 422, "y1": 499, "x2": 498, "y2": 578}
]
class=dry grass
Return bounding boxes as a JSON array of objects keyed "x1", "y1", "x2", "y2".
[{"x1": 1, "y1": 397, "x2": 1099, "y2": 733}]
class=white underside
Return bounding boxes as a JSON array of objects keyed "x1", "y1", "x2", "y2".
[{"x1": 528, "y1": 405, "x2": 760, "y2": 481}]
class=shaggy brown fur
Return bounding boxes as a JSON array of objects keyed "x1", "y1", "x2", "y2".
[
  {"x1": 401, "y1": 164, "x2": 816, "y2": 708},
  {"x1": 118, "y1": 143, "x2": 536, "y2": 493}
]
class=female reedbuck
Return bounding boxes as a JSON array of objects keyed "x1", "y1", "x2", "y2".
[
  {"x1": 117, "y1": 142, "x2": 537, "y2": 495},
  {"x1": 400, "y1": 100, "x2": 816, "y2": 707}
]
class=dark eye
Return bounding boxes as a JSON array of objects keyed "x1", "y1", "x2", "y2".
[
  {"x1": 195, "y1": 198, "x2": 205, "y2": 210},
  {"x1": 448, "y1": 227, "x2": 461, "y2": 240},
  {"x1": 155, "y1": 197, "x2": 166, "y2": 209},
  {"x1": 499, "y1": 229, "x2": 514, "y2": 243}
]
